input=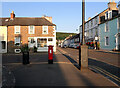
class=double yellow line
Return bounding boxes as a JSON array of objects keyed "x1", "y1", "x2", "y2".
[{"x1": 90, "y1": 65, "x2": 120, "y2": 83}]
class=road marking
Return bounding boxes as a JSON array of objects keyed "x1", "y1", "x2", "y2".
[
  {"x1": 94, "y1": 66, "x2": 120, "y2": 80},
  {"x1": 88, "y1": 57, "x2": 119, "y2": 68},
  {"x1": 90, "y1": 65, "x2": 120, "y2": 83}
]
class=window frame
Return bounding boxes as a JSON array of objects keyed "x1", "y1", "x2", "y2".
[
  {"x1": 15, "y1": 37, "x2": 21, "y2": 46},
  {"x1": 48, "y1": 38, "x2": 53, "y2": 42},
  {"x1": 118, "y1": 17, "x2": 120, "y2": 29},
  {"x1": 28, "y1": 25, "x2": 35, "y2": 34},
  {"x1": 105, "y1": 22, "x2": 109, "y2": 32},
  {"x1": 108, "y1": 11, "x2": 112, "y2": 19},
  {"x1": 14, "y1": 26, "x2": 20, "y2": 34},
  {"x1": 1, "y1": 41, "x2": 6, "y2": 49},
  {"x1": 105, "y1": 37, "x2": 109, "y2": 46},
  {"x1": 42, "y1": 26, "x2": 48, "y2": 34}
]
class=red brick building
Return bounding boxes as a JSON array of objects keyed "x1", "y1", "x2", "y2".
[{"x1": 0, "y1": 11, "x2": 56, "y2": 53}]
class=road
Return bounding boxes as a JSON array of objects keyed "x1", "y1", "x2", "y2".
[{"x1": 57, "y1": 47, "x2": 120, "y2": 86}]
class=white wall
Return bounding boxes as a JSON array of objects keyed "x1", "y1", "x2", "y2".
[{"x1": 0, "y1": 26, "x2": 7, "y2": 53}]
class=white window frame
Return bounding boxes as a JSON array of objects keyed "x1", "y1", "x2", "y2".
[
  {"x1": 91, "y1": 20, "x2": 93, "y2": 28},
  {"x1": 105, "y1": 12, "x2": 108, "y2": 20},
  {"x1": 15, "y1": 37, "x2": 21, "y2": 46},
  {"x1": 28, "y1": 25, "x2": 35, "y2": 34},
  {"x1": 105, "y1": 22, "x2": 109, "y2": 32},
  {"x1": 105, "y1": 37, "x2": 109, "y2": 46},
  {"x1": 42, "y1": 26, "x2": 48, "y2": 34},
  {"x1": 14, "y1": 26, "x2": 20, "y2": 34},
  {"x1": 108, "y1": 11, "x2": 112, "y2": 19},
  {"x1": 91, "y1": 29, "x2": 93, "y2": 37},
  {"x1": 118, "y1": 17, "x2": 120, "y2": 30}
]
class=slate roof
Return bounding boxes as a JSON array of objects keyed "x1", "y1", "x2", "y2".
[{"x1": 0, "y1": 17, "x2": 56, "y2": 26}]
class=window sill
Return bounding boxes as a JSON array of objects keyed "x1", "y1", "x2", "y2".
[
  {"x1": 105, "y1": 45, "x2": 109, "y2": 46},
  {"x1": 29, "y1": 33, "x2": 35, "y2": 34}
]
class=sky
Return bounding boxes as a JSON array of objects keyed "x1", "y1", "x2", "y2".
[{"x1": 1, "y1": 1, "x2": 119, "y2": 33}]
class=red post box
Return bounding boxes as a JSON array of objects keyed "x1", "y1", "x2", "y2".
[{"x1": 48, "y1": 45, "x2": 53, "y2": 64}]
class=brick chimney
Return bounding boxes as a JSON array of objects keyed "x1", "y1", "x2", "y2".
[
  {"x1": 10, "y1": 11, "x2": 15, "y2": 20},
  {"x1": 42, "y1": 15, "x2": 52, "y2": 23},
  {"x1": 108, "y1": 0, "x2": 118, "y2": 10}
]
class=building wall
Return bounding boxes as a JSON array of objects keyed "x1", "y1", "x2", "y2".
[
  {"x1": 7, "y1": 26, "x2": 56, "y2": 53},
  {"x1": 0, "y1": 26, "x2": 7, "y2": 53},
  {"x1": 99, "y1": 18, "x2": 117, "y2": 50}
]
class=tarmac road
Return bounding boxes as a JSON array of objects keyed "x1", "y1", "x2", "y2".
[
  {"x1": 57, "y1": 47, "x2": 120, "y2": 86},
  {"x1": 2, "y1": 50, "x2": 118, "y2": 87}
]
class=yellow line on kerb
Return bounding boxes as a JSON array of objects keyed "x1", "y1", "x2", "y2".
[
  {"x1": 90, "y1": 66, "x2": 120, "y2": 82},
  {"x1": 95, "y1": 66, "x2": 120, "y2": 80}
]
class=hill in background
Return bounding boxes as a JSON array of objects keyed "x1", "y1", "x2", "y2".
[{"x1": 56, "y1": 32, "x2": 76, "y2": 40}]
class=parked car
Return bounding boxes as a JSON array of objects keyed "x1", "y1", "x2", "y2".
[
  {"x1": 58, "y1": 44, "x2": 61, "y2": 47},
  {"x1": 74, "y1": 44, "x2": 80, "y2": 49},
  {"x1": 69, "y1": 43, "x2": 74, "y2": 48},
  {"x1": 63, "y1": 45, "x2": 67, "y2": 48}
]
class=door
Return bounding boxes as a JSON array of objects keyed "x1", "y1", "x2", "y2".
[{"x1": 28, "y1": 38, "x2": 35, "y2": 48}]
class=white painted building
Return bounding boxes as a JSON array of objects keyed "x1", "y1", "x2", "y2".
[
  {"x1": 79, "y1": 15, "x2": 99, "y2": 43},
  {"x1": 0, "y1": 26, "x2": 7, "y2": 53}
]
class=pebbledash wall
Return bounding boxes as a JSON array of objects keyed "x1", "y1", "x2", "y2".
[
  {"x1": 7, "y1": 25, "x2": 56, "y2": 53},
  {"x1": 99, "y1": 18, "x2": 118, "y2": 50}
]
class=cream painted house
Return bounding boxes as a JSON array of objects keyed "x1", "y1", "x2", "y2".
[{"x1": 0, "y1": 26, "x2": 7, "y2": 53}]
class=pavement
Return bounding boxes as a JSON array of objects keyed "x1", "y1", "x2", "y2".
[
  {"x1": 2, "y1": 49, "x2": 119, "y2": 87},
  {"x1": 91, "y1": 49, "x2": 120, "y2": 54}
]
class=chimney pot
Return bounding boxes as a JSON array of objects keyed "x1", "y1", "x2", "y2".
[{"x1": 10, "y1": 11, "x2": 15, "y2": 20}]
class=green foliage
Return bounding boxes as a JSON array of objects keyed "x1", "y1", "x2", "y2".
[
  {"x1": 56, "y1": 32, "x2": 76, "y2": 40},
  {"x1": 21, "y1": 44, "x2": 29, "y2": 53}
]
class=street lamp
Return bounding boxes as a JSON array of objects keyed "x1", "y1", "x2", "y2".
[
  {"x1": 82, "y1": 0, "x2": 85, "y2": 45},
  {"x1": 80, "y1": 0, "x2": 88, "y2": 71}
]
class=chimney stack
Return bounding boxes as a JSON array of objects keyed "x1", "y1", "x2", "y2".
[
  {"x1": 42, "y1": 15, "x2": 52, "y2": 23},
  {"x1": 10, "y1": 11, "x2": 15, "y2": 20},
  {"x1": 108, "y1": 0, "x2": 118, "y2": 10}
]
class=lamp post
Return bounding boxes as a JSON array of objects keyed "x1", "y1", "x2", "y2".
[
  {"x1": 80, "y1": 0, "x2": 88, "y2": 71},
  {"x1": 82, "y1": 0, "x2": 85, "y2": 45}
]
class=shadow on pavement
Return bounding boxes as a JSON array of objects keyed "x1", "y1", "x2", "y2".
[
  {"x1": 57, "y1": 49, "x2": 80, "y2": 70},
  {"x1": 2, "y1": 53, "x2": 68, "y2": 87}
]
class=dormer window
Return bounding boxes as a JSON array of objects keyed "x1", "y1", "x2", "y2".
[
  {"x1": 105, "y1": 11, "x2": 112, "y2": 20},
  {"x1": 105, "y1": 12, "x2": 108, "y2": 20},
  {"x1": 108, "y1": 11, "x2": 112, "y2": 19}
]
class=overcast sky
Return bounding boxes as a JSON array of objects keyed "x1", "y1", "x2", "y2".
[{"x1": 1, "y1": 1, "x2": 119, "y2": 33}]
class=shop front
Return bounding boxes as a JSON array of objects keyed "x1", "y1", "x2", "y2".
[{"x1": 28, "y1": 37, "x2": 56, "y2": 52}]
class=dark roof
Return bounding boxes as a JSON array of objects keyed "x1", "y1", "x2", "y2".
[
  {"x1": 0, "y1": 17, "x2": 56, "y2": 26},
  {"x1": 99, "y1": 14, "x2": 120, "y2": 25},
  {"x1": 79, "y1": 8, "x2": 109, "y2": 27}
]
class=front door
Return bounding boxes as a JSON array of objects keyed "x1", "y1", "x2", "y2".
[{"x1": 28, "y1": 37, "x2": 35, "y2": 48}]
